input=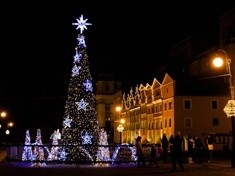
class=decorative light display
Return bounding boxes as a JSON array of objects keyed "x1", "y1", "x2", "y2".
[
  {"x1": 61, "y1": 15, "x2": 99, "y2": 163},
  {"x1": 84, "y1": 79, "x2": 93, "y2": 92},
  {"x1": 224, "y1": 100, "x2": 235, "y2": 117},
  {"x1": 19, "y1": 14, "x2": 140, "y2": 166},
  {"x1": 81, "y1": 131, "x2": 93, "y2": 144},
  {"x1": 95, "y1": 128, "x2": 111, "y2": 167},
  {"x1": 63, "y1": 116, "x2": 72, "y2": 128},
  {"x1": 47, "y1": 129, "x2": 61, "y2": 161},
  {"x1": 22, "y1": 130, "x2": 33, "y2": 161},
  {"x1": 72, "y1": 14, "x2": 91, "y2": 34},
  {"x1": 31, "y1": 129, "x2": 46, "y2": 167},
  {"x1": 76, "y1": 98, "x2": 88, "y2": 110}
]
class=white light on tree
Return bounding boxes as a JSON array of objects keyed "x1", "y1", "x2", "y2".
[
  {"x1": 73, "y1": 50, "x2": 82, "y2": 63},
  {"x1": 22, "y1": 130, "x2": 33, "y2": 161},
  {"x1": 63, "y1": 116, "x2": 72, "y2": 128},
  {"x1": 72, "y1": 15, "x2": 92, "y2": 34},
  {"x1": 81, "y1": 131, "x2": 93, "y2": 144},
  {"x1": 61, "y1": 15, "x2": 99, "y2": 163},
  {"x1": 96, "y1": 129, "x2": 111, "y2": 166},
  {"x1": 72, "y1": 65, "x2": 81, "y2": 76},
  {"x1": 84, "y1": 79, "x2": 93, "y2": 92},
  {"x1": 76, "y1": 99, "x2": 88, "y2": 110},
  {"x1": 77, "y1": 35, "x2": 86, "y2": 47}
]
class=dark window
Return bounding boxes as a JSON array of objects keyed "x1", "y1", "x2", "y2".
[
  {"x1": 169, "y1": 118, "x2": 171, "y2": 127},
  {"x1": 212, "y1": 100, "x2": 218, "y2": 109},
  {"x1": 105, "y1": 85, "x2": 109, "y2": 91},
  {"x1": 105, "y1": 104, "x2": 110, "y2": 111},
  {"x1": 213, "y1": 118, "x2": 219, "y2": 126},
  {"x1": 184, "y1": 100, "x2": 191, "y2": 109}
]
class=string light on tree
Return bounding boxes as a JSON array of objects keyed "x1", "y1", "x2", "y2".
[
  {"x1": 22, "y1": 130, "x2": 33, "y2": 161},
  {"x1": 61, "y1": 15, "x2": 99, "y2": 163},
  {"x1": 63, "y1": 116, "x2": 72, "y2": 128},
  {"x1": 96, "y1": 128, "x2": 111, "y2": 166},
  {"x1": 81, "y1": 131, "x2": 93, "y2": 144}
]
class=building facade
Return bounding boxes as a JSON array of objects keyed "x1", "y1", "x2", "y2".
[
  {"x1": 120, "y1": 73, "x2": 231, "y2": 150},
  {"x1": 95, "y1": 8, "x2": 235, "y2": 150},
  {"x1": 95, "y1": 77, "x2": 122, "y2": 144}
]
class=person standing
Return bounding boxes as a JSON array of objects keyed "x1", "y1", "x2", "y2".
[
  {"x1": 187, "y1": 135, "x2": 195, "y2": 164},
  {"x1": 205, "y1": 134, "x2": 214, "y2": 162},
  {"x1": 135, "y1": 136, "x2": 146, "y2": 167},
  {"x1": 161, "y1": 133, "x2": 169, "y2": 163},
  {"x1": 170, "y1": 131, "x2": 184, "y2": 172},
  {"x1": 149, "y1": 144, "x2": 159, "y2": 167},
  {"x1": 194, "y1": 136, "x2": 204, "y2": 163}
]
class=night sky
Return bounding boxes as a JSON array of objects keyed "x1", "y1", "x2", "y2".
[{"x1": 0, "y1": 1, "x2": 235, "y2": 142}]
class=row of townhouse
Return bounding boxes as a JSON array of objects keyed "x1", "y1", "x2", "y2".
[{"x1": 119, "y1": 73, "x2": 231, "y2": 151}]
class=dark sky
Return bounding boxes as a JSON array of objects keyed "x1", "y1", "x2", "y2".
[{"x1": 0, "y1": 1, "x2": 235, "y2": 138}]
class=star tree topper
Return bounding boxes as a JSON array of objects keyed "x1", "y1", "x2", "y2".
[{"x1": 72, "y1": 15, "x2": 91, "y2": 34}]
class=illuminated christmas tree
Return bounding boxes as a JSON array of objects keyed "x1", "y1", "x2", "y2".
[
  {"x1": 61, "y1": 15, "x2": 99, "y2": 163},
  {"x1": 22, "y1": 129, "x2": 33, "y2": 161},
  {"x1": 47, "y1": 129, "x2": 61, "y2": 161},
  {"x1": 31, "y1": 128, "x2": 46, "y2": 167},
  {"x1": 96, "y1": 128, "x2": 111, "y2": 166}
]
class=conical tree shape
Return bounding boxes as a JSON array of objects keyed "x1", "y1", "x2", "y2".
[
  {"x1": 22, "y1": 129, "x2": 33, "y2": 161},
  {"x1": 33, "y1": 128, "x2": 44, "y2": 161},
  {"x1": 96, "y1": 128, "x2": 111, "y2": 166},
  {"x1": 61, "y1": 15, "x2": 99, "y2": 163}
]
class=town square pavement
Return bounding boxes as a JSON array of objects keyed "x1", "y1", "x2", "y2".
[
  {"x1": 0, "y1": 159, "x2": 234, "y2": 175},
  {"x1": 0, "y1": 149, "x2": 234, "y2": 176}
]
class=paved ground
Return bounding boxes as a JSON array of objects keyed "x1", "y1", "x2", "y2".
[
  {"x1": 0, "y1": 150, "x2": 234, "y2": 176},
  {"x1": 1, "y1": 158, "x2": 234, "y2": 176}
]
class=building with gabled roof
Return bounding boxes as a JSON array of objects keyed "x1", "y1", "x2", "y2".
[{"x1": 121, "y1": 72, "x2": 231, "y2": 151}]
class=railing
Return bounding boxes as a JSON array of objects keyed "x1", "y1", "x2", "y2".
[
  {"x1": 4, "y1": 143, "x2": 152, "y2": 165},
  {"x1": 2, "y1": 143, "x2": 231, "y2": 166}
]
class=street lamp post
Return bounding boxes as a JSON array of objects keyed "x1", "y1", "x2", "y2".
[
  {"x1": 116, "y1": 106, "x2": 125, "y2": 144},
  {"x1": 213, "y1": 49, "x2": 235, "y2": 167}
]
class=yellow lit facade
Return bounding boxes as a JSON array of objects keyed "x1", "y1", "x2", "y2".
[{"x1": 120, "y1": 73, "x2": 231, "y2": 150}]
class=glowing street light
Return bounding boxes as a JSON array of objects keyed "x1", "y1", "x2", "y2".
[
  {"x1": 213, "y1": 49, "x2": 235, "y2": 167},
  {"x1": 0, "y1": 111, "x2": 7, "y2": 129},
  {"x1": 0, "y1": 111, "x2": 7, "y2": 118},
  {"x1": 120, "y1": 118, "x2": 125, "y2": 124},
  {"x1": 8, "y1": 122, "x2": 14, "y2": 128},
  {"x1": 116, "y1": 106, "x2": 122, "y2": 113}
]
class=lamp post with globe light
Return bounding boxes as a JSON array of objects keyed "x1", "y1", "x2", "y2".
[
  {"x1": 213, "y1": 49, "x2": 235, "y2": 167},
  {"x1": 116, "y1": 106, "x2": 125, "y2": 144}
]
